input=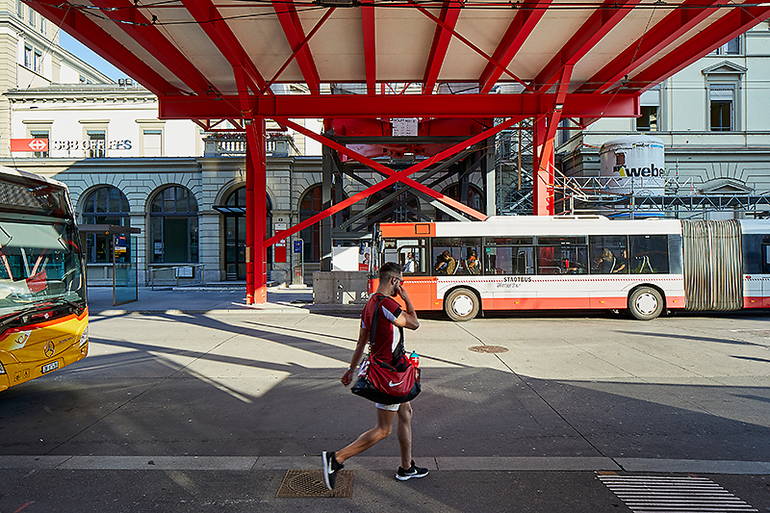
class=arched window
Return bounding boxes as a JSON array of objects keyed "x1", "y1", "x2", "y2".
[
  {"x1": 299, "y1": 185, "x2": 322, "y2": 262},
  {"x1": 80, "y1": 186, "x2": 130, "y2": 263},
  {"x1": 298, "y1": 184, "x2": 348, "y2": 262},
  {"x1": 218, "y1": 186, "x2": 272, "y2": 280},
  {"x1": 366, "y1": 185, "x2": 421, "y2": 225},
  {"x1": 435, "y1": 183, "x2": 484, "y2": 221},
  {"x1": 149, "y1": 185, "x2": 198, "y2": 263}
]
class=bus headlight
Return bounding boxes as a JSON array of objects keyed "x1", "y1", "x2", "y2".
[{"x1": 79, "y1": 327, "x2": 89, "y2": 347}]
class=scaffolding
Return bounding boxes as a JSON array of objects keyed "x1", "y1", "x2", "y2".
[{"x1": 554, "y1": 175, "x2": 770, "y2": 219}]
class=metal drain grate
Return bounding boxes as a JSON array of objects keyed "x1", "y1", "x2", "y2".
[
  {"x1": 468, "y1": 345, "x2": 509, "y2": 353},
  {"x1": 276, "y1": 470, "x2": 353, "y2": 498},
  {"x1": 598, "y1": 474, "x2": 758, "y2": 512}
]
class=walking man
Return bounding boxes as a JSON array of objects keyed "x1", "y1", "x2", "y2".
[{"x1": 322, "y1": 262, "x2": 428, "y2": 489}]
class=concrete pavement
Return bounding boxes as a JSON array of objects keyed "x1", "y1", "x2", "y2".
[{"x1": 1, "y1": 301, "x2": 769, "y2": 512}]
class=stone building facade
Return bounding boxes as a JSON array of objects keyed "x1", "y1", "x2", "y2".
[{"x1": 556, "y1": 26, "x2": 770, "y2": 217}]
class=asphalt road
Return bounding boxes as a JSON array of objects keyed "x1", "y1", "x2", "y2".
[{"x1": 1, "y1": 307, "x2": 768, "y2": 512}]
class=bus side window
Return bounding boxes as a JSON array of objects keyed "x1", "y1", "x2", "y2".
[
  {"x1": 742, "y1": 235, "x2": 762, "y2": 274},
  {"x1": 537, "y1": 237, "x2": 588, "y2": 275},
  {"x1": 589, "y1": 235, "x2": 629, "y2": 274},
  {"x1": 485, "y1": 246, "x2": 535, "y2": 275},
  {"x1": 629, "y1": 235, "x2": 669, "y2": 274},
  {"x1": 399, "y1": 243, "x2": 426, "y2": 274},
  {"x1": 763, "y1": 242, "x2": 770, "y2": 274},
  {"x1": 668, "y1": 234, "x2": 683, "y2": 275},
  {"x1": 432, "y1": 237, "x2": 480, "y2": 276}
]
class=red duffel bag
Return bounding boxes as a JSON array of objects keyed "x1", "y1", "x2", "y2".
[{"x1": 352, "y1": 355, "x2": 421, "y2": 405}]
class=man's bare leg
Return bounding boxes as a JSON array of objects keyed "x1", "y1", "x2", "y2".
[
  {"x1": 335, "y1": 408, "x2": 398, "y2": 464},
  {"x1": 397, "y1": 402, "x2": 413, "y2": 469}
]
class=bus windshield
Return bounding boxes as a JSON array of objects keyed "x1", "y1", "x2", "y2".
[{"x1": 0, "y1": 220, "x2": 85, "y2": 318}]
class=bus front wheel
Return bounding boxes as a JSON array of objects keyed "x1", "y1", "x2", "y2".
[
  {"x1": 444, "y1": 288, "x2": 480, "y2": 322},
  {"x1": 628, "y1": 287, "x2": 664, "y2": 320}
]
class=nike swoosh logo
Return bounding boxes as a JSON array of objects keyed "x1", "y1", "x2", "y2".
[{"x1": 388, "y1": 380, "x2": 404, "y2": 387}]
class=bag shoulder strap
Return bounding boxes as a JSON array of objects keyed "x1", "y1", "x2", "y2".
[{"x1": 368, "y1": 293, "x2": 386, "y2": 349}]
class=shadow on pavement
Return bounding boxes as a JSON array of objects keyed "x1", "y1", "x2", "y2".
[{"x1": 1, "y1": 311, "x2": 769, "y2": 512}]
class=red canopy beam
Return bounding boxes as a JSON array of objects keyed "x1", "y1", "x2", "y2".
[
  {"x1": 272, "y1": 0, "x2": 321, "y2": 94},
  {"x1": 478, "y1": 0, "x2": 552, "y2": 94},
  {"x1": 260, "y1": 8, "x2": 335, "y2": 95},
  {"x1": 89, "y1": 0, "x2": 215, "y2": 95},
  {"x1": 27, "y1": 1, "x2": 178, "y2": 96},
  {"x1": 159, "y1": 93, "x2": 639, "y2": 119},
  {"x1": 278, "y1": 118, "x2": 488, "y2": 221},
  {"x1": 422, "y1": 0, "x2": 462, "y2": 94},
  {"x1": 578, "y1": 0, "x2": 721, "y2": 94},
  {"x1": 624, "y1": 3, "x2": 770, "y2": 93},
  {"x1": 410, "y1": 1, "x2": 530, "y2": 90},
  {"x1": 265, "y1": 118, "x2": 521, "y2": 247},
  {"x1": 181, "y1": 0, "x2": 269, "y2": 93},
  {"x1": 361, "y1": 3, "x2": 377, "y2": 95},
  {"x1": 533, "y1": 0, "x2": 640, "y2": 92}
]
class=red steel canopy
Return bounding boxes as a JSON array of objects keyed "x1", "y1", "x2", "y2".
[{"x1": 27, "y1": 0, "x2": 770, "y2": 302}]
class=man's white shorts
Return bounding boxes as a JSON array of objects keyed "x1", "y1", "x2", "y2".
[{"x1": 375, "y1": 402, "x2": 400, "y2": 411}]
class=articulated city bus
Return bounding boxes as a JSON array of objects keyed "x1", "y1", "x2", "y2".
[
  {"x1": 0, "y1": 166, "x2": 88, "y2": 392},
  {"x1": 372, "y1": 216, "x2": 770, "y2": 321}
]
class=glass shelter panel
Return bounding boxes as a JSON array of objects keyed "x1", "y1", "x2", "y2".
[{"x1": 113, "y1": 234, "x2": 138, "y2": 305}]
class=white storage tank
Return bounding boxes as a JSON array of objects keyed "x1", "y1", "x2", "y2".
[{"x1": 599, "y1": 135, "x2": 665, "y2": 195}]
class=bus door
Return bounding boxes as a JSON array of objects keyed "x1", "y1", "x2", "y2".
[
  {"x1": 536, "y1": 237, "x2": 590, "y2": 309},
  {"x1": 483, "y1": 238, "x2": 537, "y2": 309},
  {"x1": 741, "y1": 233, "x2": 770, "y2": 307},
  {"x1": 382, "y1": 238, "x2": 434, "y2": 310},
  {"x1": 588, "y1": 235, "x2": 629, "y2": 309}
]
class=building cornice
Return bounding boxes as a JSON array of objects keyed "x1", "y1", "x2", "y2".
[{"x1": 6, "y1": 86, "x2": 156, "y2": 103}]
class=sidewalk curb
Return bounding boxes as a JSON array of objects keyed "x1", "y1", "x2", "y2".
[{"x1": 89, "y1": 304, "x2": 365, "y2": 316}]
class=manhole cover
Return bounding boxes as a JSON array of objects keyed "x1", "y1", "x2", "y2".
[
  {"x1": 468, "y1": 345, "x2": 509, "y2": 353},
  {"x1": 598, "y1": 474, "x2": 758, "y2": 513},
  {"x1": 276, "y1": 470, "x2": 353, "y2": 498}
]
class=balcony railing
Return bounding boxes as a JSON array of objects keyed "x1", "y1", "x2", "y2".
[{"x1": 203, "y1": 133, "x2": 296, "y2": 157}]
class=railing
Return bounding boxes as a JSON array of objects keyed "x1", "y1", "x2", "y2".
[
  {"x1": 147, "y1": 264, "x2": 206, "y2": 289},
  {"x1": 554, "y1": 175, "x2": 770, "y2": 217},
  {"x1": 203, "y1": 134, "x2": 296, "y2": 157}
]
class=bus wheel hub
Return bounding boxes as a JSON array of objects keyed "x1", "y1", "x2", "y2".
[
  {"x1": 452, "y1": 295, "x2": 473, "y2": 316},
  {"x1": 636, "y1": 293, "x2": 658, "y2": 314}
]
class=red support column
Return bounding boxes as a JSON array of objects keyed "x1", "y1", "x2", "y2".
[
  {"x1": 532, "y1": 116, "x2": 553, "y2": 216},
  {"x1": 245, "y1": 119, "x2": 268, "y2": 304}
]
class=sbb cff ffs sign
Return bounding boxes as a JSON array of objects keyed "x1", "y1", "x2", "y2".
[{"x1": 10, "y1": 138, "x2": 48, "y2": 152}]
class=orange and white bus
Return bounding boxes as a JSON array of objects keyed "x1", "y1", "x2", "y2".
[
  {"x1": 0, "y1": 166, "x2": 88, "y2": 392},
  {"x1": 372, "y1": 216, "x2": 769, "y2": 321}
]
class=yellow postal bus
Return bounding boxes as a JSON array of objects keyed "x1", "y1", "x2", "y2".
[{"x1": 0, "y1": 166, "x2": 88, "y2": 392}]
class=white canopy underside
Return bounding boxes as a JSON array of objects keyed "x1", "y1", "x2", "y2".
[{"x1": 79, "y1": 1, "x2": 731, "y2": 95}]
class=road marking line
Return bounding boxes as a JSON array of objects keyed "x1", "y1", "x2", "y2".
[{"x1": 599, "y1": 475, "x2": 758, "y2": 513}]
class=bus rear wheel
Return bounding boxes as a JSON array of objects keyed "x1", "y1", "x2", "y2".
[
  {"x1": 444, "y1": 288, "x2": 480, "y2": 322},
  {"x1": 628, "y1": 286, "x2": 664, "y2": 320}
]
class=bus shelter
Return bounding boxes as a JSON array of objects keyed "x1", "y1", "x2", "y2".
[
  {"x1": 30, "y1": 0, "x2": 770, "y2": 303},
  {"x1": 78, "y1": 225, "x2": 141, "y2": 306}
]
